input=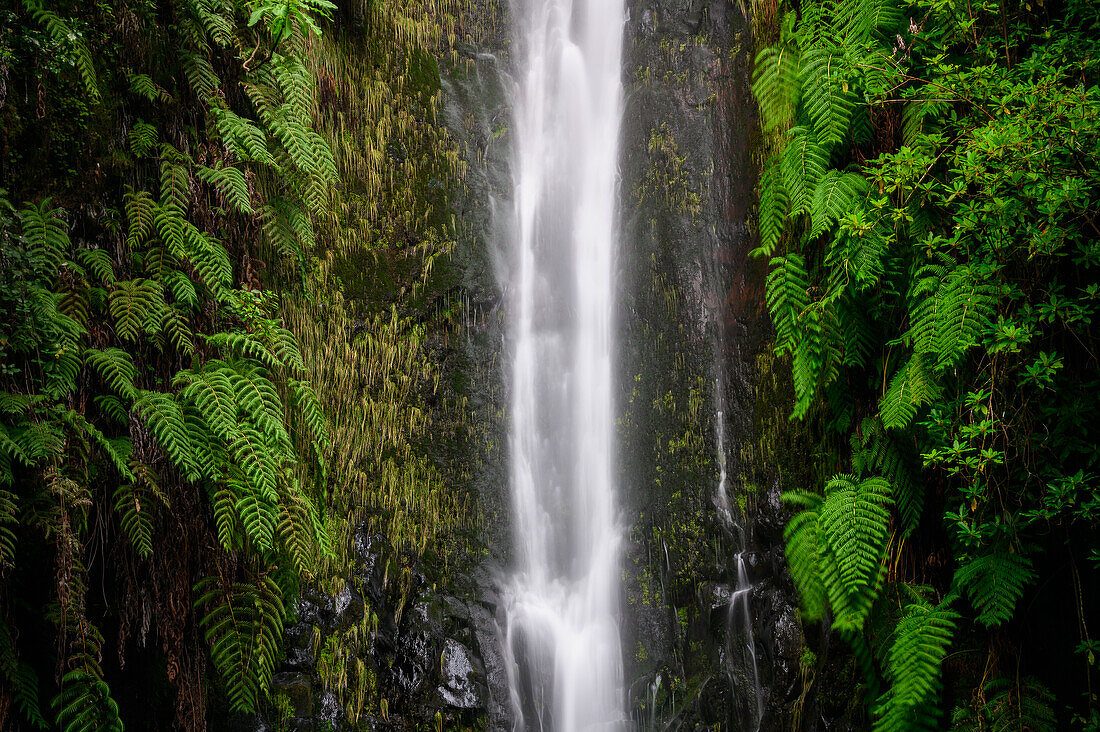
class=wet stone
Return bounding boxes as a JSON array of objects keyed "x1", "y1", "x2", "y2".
[
  {"x1": 438, "y1": 638, "x2": 487, "y2": 710},
  {"x1": 271, "y1": 672, "x2": 313, "y2": 718}
]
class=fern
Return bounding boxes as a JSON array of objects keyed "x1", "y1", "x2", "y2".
[
  {"x1": 783, "y1": 126, "x2": 829, "y2": 215},
  {"x1": 909, "y1": 262, "x2": 997, "y2": 371},
  {"x1": 213, "y1": 108, "x2": 275, "y2": 166},
  {"x1": 880, "y1": 352, "x2": 940, "y2": 430},
  {"x1": 854, "y1": 418, "x2": 924, "y2": 535},
  {"x1": 134, "y1": 389, "x2": 200, "y2": 481},
  {"x1": 752, "y1": 39, "x2": 801, "y2": 132},
  {"x1": 124, "y1": 188, "x2": 157, "y2": 250},
  {"x1": 22, "y1": 1, "x2": 100, "y2": 101},
  {"x1": 783, "y1": 489, "x2": 829, "y2": 620},
  {"x1": 52, "y1": 665, "x2": 124, "y2": 732},
  {"x1": 85, "y1": 348, "x2": 138, "y2": 400},
  {"x1": 76, "y1": 249, "x2": 115, "y2": 285},
  {"x1": 812, "y1": 171, "x2": 868, "y2": 239},
  {"x1": 953, "y1": 676, "x2": 1057, "y2": 731},
  {"x1": 112, "y1": 482, "x2": 159, "y2": 558},
  {"x1": 109, "y1": 278, "x2": 167, "y2": 342},
  {"x1": 128, "y1": 121, "x2": 159, "y2": 157},
  {"x1": 800, "y1": 47, "x2": 855, "y2": 146},
  {"x1": 766, "y1": 253, "x2": 811, "y2": 351},
  {"x1": 820, "y1": 474, "x2": 893, "y2": 598},
  {"x1": 195, "y1": 575, "x2": 286, "y2": 712},
  {"x1": 872, "y1": 597, "x2": 959, "y2": 731},
  {"x1": 197, "y1": 164, "x2": 254, "y2": 214},
  {"x1": 19, "y1": 199, "x2": 70, "y2": 274},
  {"x1": 0, "y1": 489, "x2": 16, "y2": 568},
  {"x1": 954, "y1": 551, "x2": 1036, "y2": 627},
  {"x1": 756, "y1": 157, "x2": 790, "y2": 257}
]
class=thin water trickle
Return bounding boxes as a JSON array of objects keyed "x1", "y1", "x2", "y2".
[
  {"x1": 715, "y1": 393, "x2": 764, "y2": 731},
  {"x1": 502, "y1": 0, "x2": 628, "y2": 728}
]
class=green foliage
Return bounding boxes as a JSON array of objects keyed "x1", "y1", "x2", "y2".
[
  {"x1": 754, "y1": 0, "x2": 1100, "y2": 724},
  {"x1": 195, "y1": 575, "x2": 286, "y2": 712},
  {"x1": 873, "y1": 596, "x2": 960, "y2": 731},
  {"x1": 0, "y1": 0, "x2": 340, "y2": 725},
  {"x1": 954, "y1": 552, "x2": 1036, "y2": 628}
]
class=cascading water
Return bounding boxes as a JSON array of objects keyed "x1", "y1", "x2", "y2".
[
  {"x1": 501, "y1": 0, "x2": 628, "y2": 728},
  {"x1": 714, "y1": 395, "x2": 764, "y2": 731}
]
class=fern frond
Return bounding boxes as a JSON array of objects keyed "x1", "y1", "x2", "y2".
[
  {"x1": 954, "y1": 551, "x2": 1036, "y2": 627},
  {"x1": 820, "y1": 474, "x2": 893, "y2": 597},
  {"x1": 766, "y1": 253, "x2": 811, "y2": 352},
  {"x1": 873, "y1": 597, "x2": 959, "y2": 731},
  {"x1": 124, "y1": 188, "x2": 157, "y2": 250},
  {"x1": 76, "y1": 249, "x2": 115, "y2": 285},
  {"x1": 757, "y1": 157, "x2": 790, "y2": 257},
  {"x1": 18, "y1": 199, "x2": 70, "y2": 274},
  {"x1": 197, "y1": 164, "x2": 254, "y2": 214},
  {"x1": 112, "y1": 482, "x2": 159, "y2": 558},
  {"x1": 800, "y1": 47, "x2": 855, "y2": 146},
  {"x1": 128, "y1": 121, "x2": 158, "y2": 157},
  {"x1": 811, "y1": 171, "x2": 868, "y2": 239},
  {"x1": 782, "y1": 489, "x2": 829, "y2": 620},
  {"x1": 752, "y1": 40, "x2": 801, "y2": 132},
  {"x1": 85, "y1": 348, "x2": 138, "y2": 400},
  {"x1": 109, "y1": 278, "x2": 167, "y2": 342},
  {"x1": 195, "y1": 575, "x2": 286, "y2": 712},
  {"x1": 134, "y1": 390, "x2": 199, "y2": 481},
  {"x1": 880, "y1": 351, "x2": 940, "y2": 430},
  {"x1": 783, "y1": 126, "x2": 829, "y2": 215},
  {"x1": 0, "y1": 489, "x2": 17, "y2": 568}
]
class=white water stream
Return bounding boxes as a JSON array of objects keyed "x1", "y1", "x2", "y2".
[{"x1": 502, "y1": 0, "x2": 628, "y2": 728}]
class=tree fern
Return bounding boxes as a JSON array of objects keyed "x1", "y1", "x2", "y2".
[
  {"x1": 954, "y1": 551, "x2": 1036, "y2": 627},
  {"x1": 195, "y1": 575, "x2": 286, "y2": 712},
  {"x1": 873, "y1": 597, "x2": 959, "y2": 731},
  {"x1": 819, "y1": 474, "x2": 893, "y2": 598},
  {"x1": 800, "y1": 47, "x2": 855, "y2": 146},
  {"x1": 752, "y1": 39, "x2": 801, "y2": 132},
  {"x1": 953, "y1": 676, "x2": 1057, "y2": 731},
  {"x1": 134, "y1": 389, "x2": 200, "y2": 481},
  {"x1": 85, "y1": 348, "x2": 138, "y2": 401},
  {"x1": 854, "y1": 418, "x2": 924, "y2": 535},
  {"x1": 880, "y1": 352, "x2": 940, "y2": 429},
  {"x1": 766, "y1": 253, "x2": 811, "y2": 351},
  {"x1": 197, "y1": 164, "x2": 254, "y2": 214},
  {"x1": 783, "y1": 126, "x2": 830, "y2": 215}
]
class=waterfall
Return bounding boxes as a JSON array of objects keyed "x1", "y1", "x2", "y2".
[
  {"x1": 714, "y1": 400, "x2": 764, "y2": 731},
  {"x1": 502, "y1": 0, "x2": 628, "y2": 728}
]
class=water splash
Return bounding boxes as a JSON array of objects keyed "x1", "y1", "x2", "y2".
[{"x1": 501, "y1": 0, "x2": 628, "y2": 728}]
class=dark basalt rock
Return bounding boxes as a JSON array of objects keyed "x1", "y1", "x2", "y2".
[
  {"x1": 271, "y1": 672, "x2": 313, "y2": 718},
  {"x1": 436, "y1": 638, "x2": 487, "y2": 709}
]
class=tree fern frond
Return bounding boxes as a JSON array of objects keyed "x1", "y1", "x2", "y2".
[
  {"x1": 955, "y1": 551, "x2": 1036, "y2": 627},
  {"x1": 880, "y1": 351, "x2": 940, "y2": 429},
  {"x1": 85, "y1": 348, "x2": 138, "y2": 401},
  {"x1": 197, "y1": 164, "x2": 254, "y2": 214},
  {"x1": 783, "y1": 126, "x2": 829, "y2": 215},
  {"x1": 783, "y1": 490, "x2": 829, "y2": 620},
  {"x1": 872, "y1": 597, "x2": 958, "y2": 731},
  {"x1": 112, "y1": 482, "x2": 160, "y2": 558},
  {"x1": 195, "y1": 575, "x2": 286, "y2": 712},
  {"x1": 0, "y1": 489, "x2": 17, "y2": 568}
]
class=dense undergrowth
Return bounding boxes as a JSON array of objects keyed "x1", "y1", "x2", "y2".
[
  {"x1": 752, "y1": 0, "x2": 1100, "y2": 727},
  {"x1": 0, "y1": 0, "x2": 474, "y2": 729}
]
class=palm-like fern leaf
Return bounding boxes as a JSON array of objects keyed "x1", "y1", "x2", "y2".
[{"x1": 954, "y1": 551, "x2": 1036, "y2": 627}]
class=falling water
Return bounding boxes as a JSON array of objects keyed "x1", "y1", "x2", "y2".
[
  {"x1": 714, "y1": 399, "x2": 764, "y2": 731},
  {"x1": 502, "y1": 0, "x2": 627, "y2": 728}
]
